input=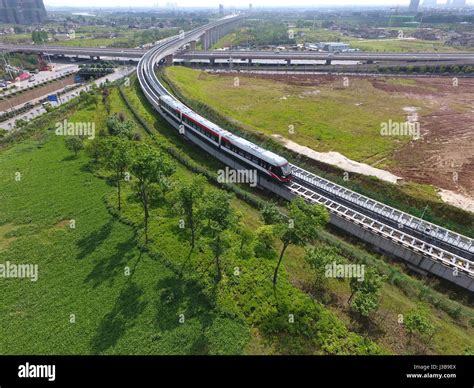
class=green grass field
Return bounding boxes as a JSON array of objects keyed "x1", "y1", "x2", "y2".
[
  {"x1": 1, "y1": 77, "x2": 473, "y2": 356},
  {"x1": 164, "y1": 66, "x2": 422, "y2": 163}
]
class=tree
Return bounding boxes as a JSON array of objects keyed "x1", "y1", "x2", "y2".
[
  {"x1": 235, "y1": 221, "x2": 255, "y2": 260},
  {"x1": 351, "y1": 291, "x2": 380, "y2": 318},
  {"x1": 102, "y1": 87, "x2": 110, "y2": 114},
  {"x1": 254, "y1": 225, "x2": 277, "y2": 259},
  {"x1": 130, "y1": 143, "x2": 175, "y2": 243},
  {"x1": 348, "y1": 268, "x2": 384, "y2": 318},
  {"x1": 273, "y1": 198, "x2": 329, "y2": 286},
  {"x1": 32, "y1": 30, "x2": 48, "y2": 44},
  {"x1": 348, "y1": 268, "x2": 383, "y2": 305},
  {"x1": 102, "y1": 137, "x2": 131, "y2": 211},
  {"x1": 174, "y1": 175, "x2": 206, "y2": 249},
  {"x1": 85, "y1": 138, "x2": 104, "y2": 163},
  {"x1": 305, "y1": 245, "x2": 341, "y2": 288},
  {"x1": 64, "y1": 136, "x2": 84, "y2": 157},
  {"x1": 14, "y1": 119, "x2": 27, "y2": 128},
  {"x1": 201, "y1": 190, "x2": 236, "y2": 282},
  {"x1": 404, "y1": 305, "x2": 436, "y2": 345},
  {"x1": 260, "y1": 202, "x2": 282, "y2": 225},
  {"x1": 106, "y1": 113, "x2": 136, "y2": 140}
]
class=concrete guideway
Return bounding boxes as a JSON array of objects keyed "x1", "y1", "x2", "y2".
[{"x1": 136, "y1": 15, "x2": 473, "y2": 291}]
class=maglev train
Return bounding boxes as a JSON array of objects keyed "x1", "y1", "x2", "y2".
[{"x1": 158, "y1": 94, "x2": 292, "y2": 183}]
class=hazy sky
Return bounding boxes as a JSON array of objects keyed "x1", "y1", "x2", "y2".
[{"x1": 44, "y1": 0, "x2": 470, "y2": 9}]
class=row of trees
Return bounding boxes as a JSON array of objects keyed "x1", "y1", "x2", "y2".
[
  {"x1": 64, "y1": 98, "x2": 437, "y2": 352},
  {"x1": 376, "y1": 64, "x2": 474, "y2": 75},
  {"x1": 302, "y1": 227, "x2": 437, "y2": 349},
  {"x1": 64, "y1": 86, "x2": 440, "y2": 352},
  {"x1": 69, "y1": 112, "x2": 331, "y2": 287}
]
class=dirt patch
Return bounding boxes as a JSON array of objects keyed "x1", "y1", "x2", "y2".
[
  {"x1": 386, "y1": 77, "x2": 474, "y2": 201},
  {"x1": 438, "y1": 190, "x2": 474, "y2": 213},
  {"x1": 273, "y1": 134, "x2": 402, "y2": 184},
  {"x1": 229, "y1": 73, "x2": 474, "y2": 208}
]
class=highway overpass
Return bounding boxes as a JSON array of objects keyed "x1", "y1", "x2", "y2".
[
  {"x1": 2, "y1": 43, "x2": 474, "y2": 65},
  {"x1": 0, "y1": 44, "x2": 147, "y2": 59},
  {"x1": 174, "y1": 50, "x2": 474, "y2": 65}
]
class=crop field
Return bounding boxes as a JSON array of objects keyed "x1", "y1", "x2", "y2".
[{"x1": 1, "y1": 76, "x2": 473, "y2": 356}]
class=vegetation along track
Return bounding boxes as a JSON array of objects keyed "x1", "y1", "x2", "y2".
[{"x1": 136, "y1": 15, "x2": 474, "y2": 290}]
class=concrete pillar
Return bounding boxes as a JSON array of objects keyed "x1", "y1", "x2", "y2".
[
  {"x1": 286, "y1": 59, "x2": 291, "y2": 66},
  {"x1": 325, "y1": 59, "x2": 331, "y2": 65},
  {"x1": 210, "y1": 58, "x2": 215, "y2": 66},
  {"x1": 190, "y1": 40, "x2": 197, "y2": 51},
  {"x1": 165, "y1": 54, "x2": 173, "y2": 66},
  {"x1": 204, "y1": 31, "x2": 210, "y2": 50}
]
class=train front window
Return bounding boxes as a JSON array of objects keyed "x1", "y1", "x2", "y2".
[{"x1": 281, "y1": 163, "x2": 291, "y2": 177}]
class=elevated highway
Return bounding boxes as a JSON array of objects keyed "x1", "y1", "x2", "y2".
[
  {"x1": 2, "y1": 43, "x2": 474, "y2": 66},
  {"x1": 0, "y1": 43, "x2": 147, "y2": 59},
  {"x1": 175, "y1": 50, "x2": 474, "y2": 65}
]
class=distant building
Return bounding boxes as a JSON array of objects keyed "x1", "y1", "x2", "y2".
[
  {"x1": 249, "y1": 3, "x2": 252, "y2": 12},
  {"x1": 219, "y1": 4, "x2": 224, "y2": 15},
  {"x1": 54, "y1": 29, "x2": 75, "y2": 41},
  {"x1": 408, "y1": 0, "x2": 420, "y2": 13},
  {"x1": 0, "y1": 0, "x2": 47, "y2": 24},
  {"x1": 318, "y1": 42, "x2": 351, "y2": 52}
]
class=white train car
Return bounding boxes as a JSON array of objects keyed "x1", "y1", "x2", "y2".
[{"x1": 159, "y1": 94, "x2": 292, "y2": 183}]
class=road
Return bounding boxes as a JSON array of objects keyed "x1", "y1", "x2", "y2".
[
  {"x1": 175, "y1": 50, "x2": 474, "y2": 63},
  {"x1": 2, "y1": 43, "x2": 474, "y2": 64},
  {"x1": 0, "y1": 63, "x2": 79, "y2": 99},
  {"x1": 0, "y1": 43, "x2": 146, "y2": 59},
  {"x1": 0, "y1": 66, "x2": 135, "y2": 131}
]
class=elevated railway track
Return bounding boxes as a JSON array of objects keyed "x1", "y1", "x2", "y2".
[{"x1": 136, "y1": 15, "x2": 474, "y2": 291}]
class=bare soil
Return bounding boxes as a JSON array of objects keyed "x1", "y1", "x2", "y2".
[{"x1": 230, "y1": 72, "x2": 474, "y2": 207}]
